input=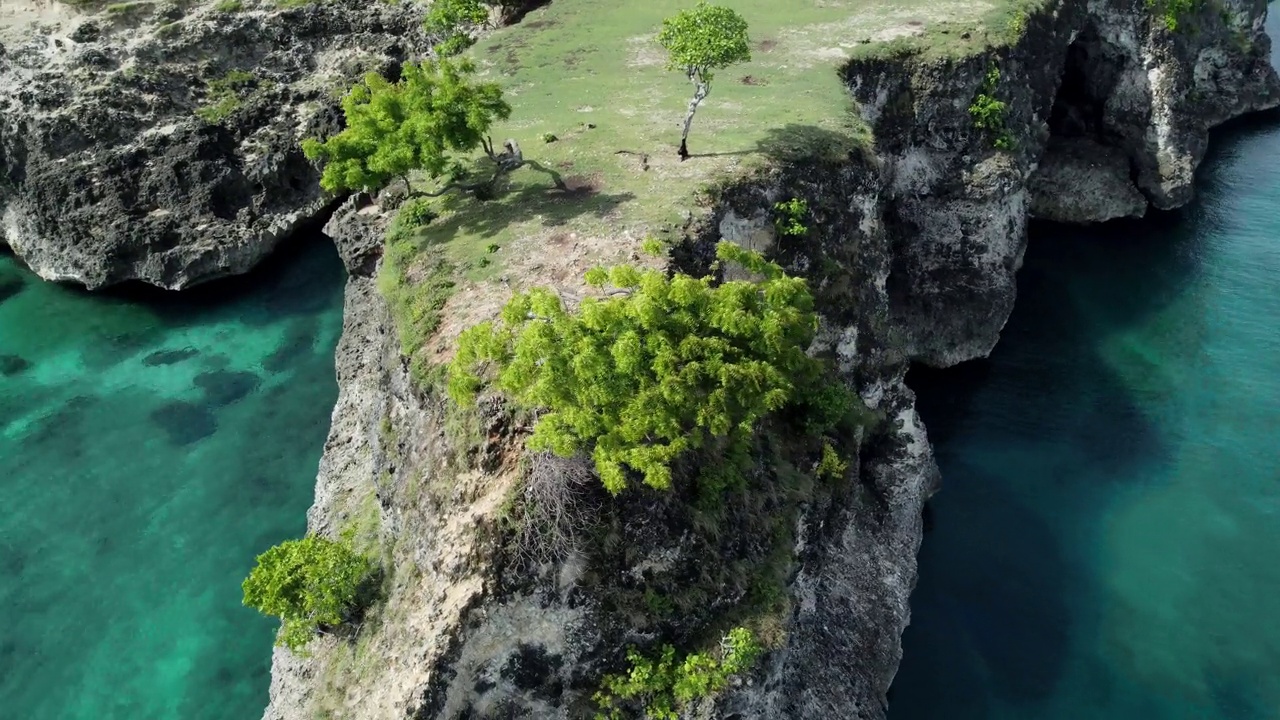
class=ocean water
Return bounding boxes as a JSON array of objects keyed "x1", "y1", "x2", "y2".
[
  {"x1": 890, "y1": 32, "x2": 1280, "y2": 720},
  {"x1": 0, "y1": 238, "x2": 346, "y2": 719}
]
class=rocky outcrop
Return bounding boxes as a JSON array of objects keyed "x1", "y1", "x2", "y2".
[
  {"x1": 0, "y1": 0, "x2": 426, "y2": 289},
  {"x1": 846, "y1": 0, "x2": 1279, "y2": 365},
  {"x1": 1029, "y1": 137, "x2": 1148, "y2": 223},
  {"x1": 260, "y1": 1, "x2": 1278, "y2": 719}
]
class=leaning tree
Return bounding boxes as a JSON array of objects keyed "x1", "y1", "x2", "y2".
[
  {"x1": 656, "y1": 2, "x2": 752, "y2": 161},
  {"x1": 303, "y1": 57, "x2": 561, "y2": 199}
]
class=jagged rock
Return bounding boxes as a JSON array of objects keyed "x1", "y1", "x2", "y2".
[
  {"x1": 260, "y1": 1, "x2": 1280, "y2": 717},
  {"x1": 0, "y1": 0, "x2": 427, "y2": 290},
  {"x1": 322, "y1": 193, "x2": 388, "y2": 277},
  {"x1": 1029, "y1": 137, "x2": 1148, "y2": 223},
  {"x1": 847, "y1": 0, "x2": 1279, "y2": 367}
]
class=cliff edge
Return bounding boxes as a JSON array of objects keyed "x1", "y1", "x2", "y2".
[
  {"x1": 0, "y1": 0, "x2": 425, "y2": 289},
  {"x1": 264, "y1": 1, "x2": 1277, "y2": 719}
]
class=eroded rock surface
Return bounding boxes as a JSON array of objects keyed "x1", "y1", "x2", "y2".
[
  {"x1": 848, "y1": 0, "x2": 1279, "y2": 366},
  {"x1": 1029, "y1": 137, "x2": 1148, "y2": 223},
  {"x1": 251, "y1": 1, "x2": 1278, "y2": 719},
  {"x1": 0, "y1": 0, "x2": 426, "y2": 289}
]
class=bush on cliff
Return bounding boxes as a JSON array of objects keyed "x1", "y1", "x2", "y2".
[
  {"x1": 424, "y1": 0, "x2": 490, "y2": 57},
  {"x1": 301, "y1": 58, "x2": 510, "y2": 196},
  {"x1": 448, "y1": 241, "x2": 829, "y2": 495},
  {"x1": 242, "y1": 535, "x2": 375, "y2": 652},
  {"x1": 594, "y1": 627, "x2": 763, "y2": 720}
]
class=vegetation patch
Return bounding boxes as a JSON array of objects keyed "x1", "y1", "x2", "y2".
[
  {"x1": 969, "y1": 63, "x2": 1014, "y2": 150},
  {"x1": 772, "y1": 197, "x2": 809, "y2": 237},
  {"x1": 448, "y1": 242, "x2": 830, "y2": 496},
  {"x1": 1146, "y1": 0, "x2": 1204, "y2": 32},
  {"x1": 594, "y1": 627, "x2": 762, "y2": 719},
  {"x1": 196, "y1": 69, "x2": 271, "y2": 125},
  {"x1": 242, "y1": 535, "x2": 377, "y2": 652}
]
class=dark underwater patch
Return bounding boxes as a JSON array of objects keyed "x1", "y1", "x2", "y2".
[
  {"x1": 0, "y1": 274, "x2": 25, "y2": 304},
  {"x1": 149, "y1": 401, "x2": 218, "y2": 446},
  {"x1": 0, "y1": 355, "x2": 31, "y2": 376},
  {"x1": 263, "y1": 320, "x2": 318, "y2": 374},
  {"x1": 194, "y1": 370, "x2": 261, "y2": 407},
  {"x1": 142, "y1": 348, "x2": 200, "y2": 367}
]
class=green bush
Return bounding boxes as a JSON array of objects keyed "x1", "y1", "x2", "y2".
[
  {"x1": 424, "y1": 0, "x2": 489, "y2": 56},
  {"x1": 449, "y1": 241, "x2": 826, "y2": 495},
  {"x1": 1147, "y1": 0, "x2": 1202, "y2": 31},
  {"x1": 772, "y1": 197, "x2": 809, "y2": 237},
  {"x1": 301, "y1": 58, "x2": 509, "y2": 194},
  {"x1": 594, "y1": 627, "x2": 762, "y2": 720},
  {"x1": 969, "y1": 64, "x2": 1014, "y2": 150},
  {"x1": 242, "y1": 536, "x2": 375, "y2": 651},
  {"x1": 397, "y1": 197, "x2": 438, "y2": 229},
  {"x1": 816, "y1": 441, "x2": 848, "y2": 481}
]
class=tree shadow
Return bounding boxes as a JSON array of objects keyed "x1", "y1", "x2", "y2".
[
  {"x1": 754, "y1": 123, "x2": 870, "y2": 165},
  {"x1": 423, "y1": 170, "x2": 636, "y2": 244}
]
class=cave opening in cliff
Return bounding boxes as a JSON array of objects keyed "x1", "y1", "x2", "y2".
[
  {"x1": 1030, "y1": 25, "x2": 1152, "y2": 223},
  {"x1": 1047, "y1": 25, "x2": 1125, "y2": 142}
]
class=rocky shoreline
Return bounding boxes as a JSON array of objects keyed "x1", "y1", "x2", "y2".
[
  {"x1": 0, "y1": 0, "x2": 425, "y2": 289},
  {"x1": 2, "y1": 0, "x2": 1276, "y2": 719}
]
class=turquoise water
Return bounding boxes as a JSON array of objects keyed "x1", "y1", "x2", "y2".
[
  {"x1": 891, "y1": 36, "x2": 1280, "y2": 720},
  {"x1": 0, "y1": 239, "x2": 346, "y2": 719}
]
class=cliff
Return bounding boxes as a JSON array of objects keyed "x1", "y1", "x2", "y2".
[
  {"x1": 1, "y1": 0, "x2": 1274, "y2": 719},
  {"x1": 264, "y1": 2, "x2": 1279, "y2": 719},
  {"x1": 0, "y1": 0, "x2": 426, "y2": 289}
]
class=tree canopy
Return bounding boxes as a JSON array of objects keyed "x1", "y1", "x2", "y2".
[
  {"x1": 301, "y1": 58, "x2": 510, "y2": 194},
  {"x1": 656, "y1": 2, "x2": 751, "y2": 159},
  {"x1": 424, "y1": 0, "x2": 490, "y2": 57},
  {"x1": 657, "y1": 2, "x2": 752, "y2": 84},
  {"x1": 448, "y1": 242, "x2": 822, "y2": 495},
  {"x1": 242, "y1": 535, "x2": 374, "y2": 651}
]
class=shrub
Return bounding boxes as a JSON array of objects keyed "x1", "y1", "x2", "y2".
[
  {"x1": 424, "y1": 0, "x2": 489, "y2": 57},
  {"x1": 772, "y1": 197, "x2": 809, "y2": 237},
  {"x1": 301, "y1": 58, "x2": 510, "y2": 194},
  {"x1": 397, "y1": 197, "x2": 437, "y2": 229},
  {"x1": 448, "y1": 242, "x2": 825, "y2": 495},
  {"x1": 1147, "y1": 0, "x2": 1201, "y2": 31},
  {"x1": 242, "y1": 536, "x2": 375, "y2": 652},
  {"x1": 816, "y1": 441, "x2": 848, "y2": 481},
  {"x1": 969, "y1": 64, "x2": 1014, "y2": 150},
  {"x1": 594, "y1": 627, "x2": 762, "y2": 720}
]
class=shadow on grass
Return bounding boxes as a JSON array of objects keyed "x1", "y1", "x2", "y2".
[
  {"x1": 755, "y1": 123, "x2": 871, "y2": 164},
  {"x1": 425, "y1": 169, "x2": 637, "y2": 246}
]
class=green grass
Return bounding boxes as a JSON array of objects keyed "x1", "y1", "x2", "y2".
[
  {"x1": 214, "y1": 0, "x2": 244, "y2": 12},
  {"x1": 385, "y1": 0, "x2": 1033, "y2": 366},
  {"x1": 195, "y1": 69, "x2": 270, "y2": 125}
]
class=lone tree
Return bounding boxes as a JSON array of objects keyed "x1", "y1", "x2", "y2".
[
  {"x1": 656, "y1": 2, "x2": 751, "y2": 161},
  {"x1": 242, "y1": 535, "x2": 375, "y2": 652},
  {"x1": 303, "y1": 58, "x2": 545, "y2": 199}
]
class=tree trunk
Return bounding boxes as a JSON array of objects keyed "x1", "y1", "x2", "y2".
[{"x1": 679, "y1": 76, "x2": 709, "y2": 161}]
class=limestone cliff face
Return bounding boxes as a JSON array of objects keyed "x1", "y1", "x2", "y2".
[
  {"x1": 260, "y1": 2, "x2": 1278, "y2": 720},
  {"x1": 845, "y1": 0, "x2": 1279, "y2": 366},
  {"x1": 0, "y1": 0, "x2": 425, "y2": 290}
]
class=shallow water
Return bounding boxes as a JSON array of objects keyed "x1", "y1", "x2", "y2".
[
  {"x1": 0, "y1": 238, "x2": 345, "y2": 719},
  {"x1": 891, "y1": 28, "x2": 1280, "y2": 720}
]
